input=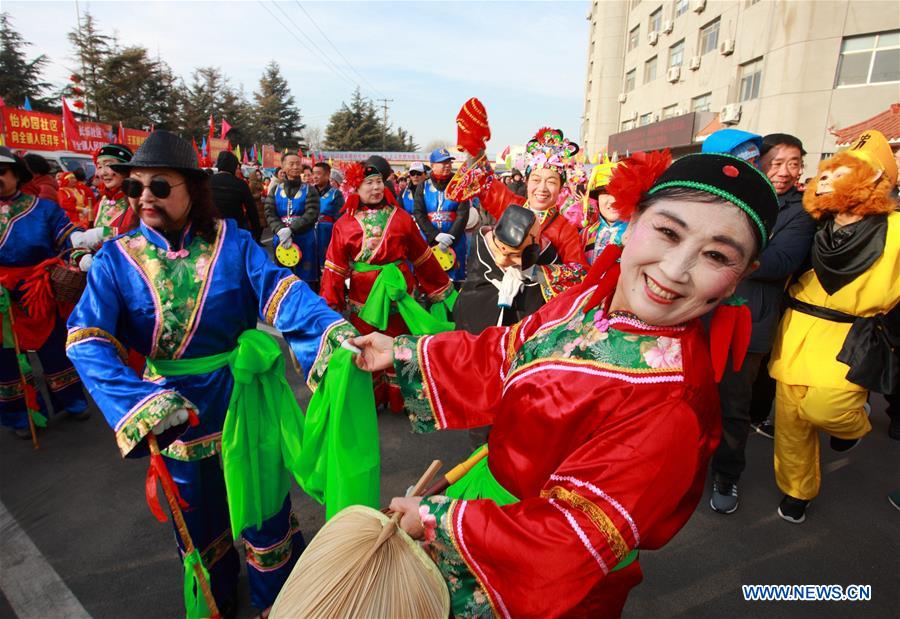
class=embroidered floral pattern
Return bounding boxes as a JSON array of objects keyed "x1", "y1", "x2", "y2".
[
  {"x1": 162, "y1": 433, "x2": 222, "y2": 462},
  {"x1": 393, "y1": 334, "x2": 437, "y2": 433},
  {"x1": 0, "y1": 194, "x2": 37, "y2": 247},
  {"x1": 422, "y1": 497, "x2": 493, "y2": 619},
  {"x1": 354, "y1": 208, "x2": 391, "y2": 263},
  {"x1": 538, "y1": 263, "x2": 587, "y2": 302},
  {"x1": 243, "y1": 512, "x2": 301, "y2": 572},
  {"x1": 115, "y1": 390, "x2": 196, "y2": 456},
  {"x1": 306, "y1": 321, "x2": 357, "y2": 392},
  {"x1": 44, "y1": 366, "x2": 80, "y2": 392},
  {"x1": 65, "y1": 327, "x2": 128, "y2": 361},
  {"x1": 94, "y1": 196, "x2": 128, "y2": 231},
  {"x1": 510, "y1": 303, "x2": 682, "y2": 377},
  {"x1": 118, "y1": 222, "x2": 221, "y2": 359},
  {"x1": 0, "y1": 376, "x2": 31, "y2": 402},
  {"x1": 264, "y1": 275, "x2": 300, "y2": 325}
]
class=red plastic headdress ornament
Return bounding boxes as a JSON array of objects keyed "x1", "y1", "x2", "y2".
[{"x1": 605, "y1": 149, "x2": 672, "y2": 221}]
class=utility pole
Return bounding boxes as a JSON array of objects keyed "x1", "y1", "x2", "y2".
[{"x1": 377, "y1": 98, "x2": 393, "y2": 151}]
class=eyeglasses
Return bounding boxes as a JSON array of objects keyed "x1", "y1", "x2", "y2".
[
  {"x1": 409, "y1": 171, "x2": 423, "y2": 177},
  {"x1": 121, "y1": 177, "x2": 185, "y2": 199}
]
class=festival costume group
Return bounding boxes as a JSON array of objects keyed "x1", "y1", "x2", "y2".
[{"x1": 2, "y1": 102, "x2": 893, "y2": 616}]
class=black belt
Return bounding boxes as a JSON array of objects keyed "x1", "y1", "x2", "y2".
[{"x1": 786, "y1": 297, "x2": 856, "y2": 323}]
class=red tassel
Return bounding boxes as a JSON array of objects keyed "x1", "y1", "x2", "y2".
[
  {"x1": 23, "y1": 383, "x2": 40, "y2": 411},
  {"x1": 582, "y1": 244, "x2": 623, "y2": 314},
  {"x1": 708, "y1": 297, "x2": 750, "y2": 382},
  {"x1": 730, "y1": 305, "x2": 752, "y2": 372},
  {"x1": 187, "y1": 410, "x2": 200, "y2": 427},
  {"x1": 145, "y1": 453, "x2": 168, "y2": 523}
]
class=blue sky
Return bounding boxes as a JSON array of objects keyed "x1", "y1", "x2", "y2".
[{"x1": 6, "y1": 1, "x2": 590, "y2": 151}]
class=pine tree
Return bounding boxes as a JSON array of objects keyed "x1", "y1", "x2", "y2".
[
  {"x1": 95, "y1": 46, "x2": 180, "y2": 130},
  {"x1": 254, "y1": 61, "x2": 303, "y2": 152},
  {"x1": 67, "y1": 11, "x2": 110, "y2": 120},
  {"x1": 220, "y1": 85, "x2": 259, "y2": 148},
  {"x1": 0, "y1": 12, "x2": 51, "y2": 109},
  {"x1": 180, "y1": 66, "x2": 227, "y2": 140},
  {"x1": 324, "y1": 88, "x2": 383, "y2": 151}
]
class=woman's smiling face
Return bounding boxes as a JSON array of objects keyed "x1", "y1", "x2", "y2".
[{"x1": 609, "y1": 197, "x2": 758, "y2": 326}]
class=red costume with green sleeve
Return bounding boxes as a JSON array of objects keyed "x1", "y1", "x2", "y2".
[{"x1": 391, "y1": 270, "x2": 721, "y2": 617}]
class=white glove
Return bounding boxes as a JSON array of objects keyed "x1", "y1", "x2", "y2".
[
  {"x1": 496, "y1": 266, "x2": 526, "y2": 309},
  {"x1": 78, "y1": 254, "x2": 94, "y2": 272},
  {"x1": 276, "y1": 227, "x2": 293, "y2": 248},
  {"x1": 71, "y1": 227, "x2": 105, "y2": 249},
  {"x1": 151, "y1": 408, "x2": 190, "y2": 435},
  {"x1": 435, "y1": 232, "x2": 455, "y2": 250}
]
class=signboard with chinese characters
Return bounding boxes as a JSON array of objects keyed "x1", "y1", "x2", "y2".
[
  {"x1": 70, "y1": 121, "x2": 113, "y2": 154},
  {"x1": 122, "y1": 128, "x2": 150, "y2": 150},
  {"x1": 2, "y1": 109, "x2": 63, "y2": 150},
  {"x1": 608, "y1": 113, "x2": 702, "y2": 154}
]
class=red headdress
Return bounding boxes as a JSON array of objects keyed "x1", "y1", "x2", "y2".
[
  {"x1": 341, "y1": 161, "x2": 397, "y2": 216},
  {"x1": 604, "y1": 149, "x2": 672, "y2": 221},
  {"x1": 455, "y1": 97, "x2": 491, "y2": 157}
]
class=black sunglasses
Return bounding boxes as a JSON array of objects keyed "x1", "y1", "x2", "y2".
[
  {"x1": 122, "y1": 177, "x2": 185, "y2": 199},
  {"x1": 409, "y1": 170, "x2": 423, "y2": 177}
]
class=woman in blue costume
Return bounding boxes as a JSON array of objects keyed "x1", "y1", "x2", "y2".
[
  {"x1": 0, "y1": 147, "x2": 94, "y2": 438},
  {"x1": 65, "y1": 132, "x2": 355, "y2": 616}
]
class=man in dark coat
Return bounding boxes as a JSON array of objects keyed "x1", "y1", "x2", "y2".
[
  {"x1": 211, "y1": 151, "x2": 262, "y2": 241},
  {"x1": 710, "y1": 132, "x2": 818, "y2": 514}
]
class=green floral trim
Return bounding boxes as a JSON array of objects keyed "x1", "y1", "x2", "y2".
[
  {"x1": 115, "y1": 391, "x2": 196, "y2": 457},
  {"x1": 0, "y1": 193, "x2": 37, "y2": 246},
  {"x1": 305, "y1": 321, "x2": 357, "y2": 392},
  {"x1": 44, "y1": 366, "x2": 80, "y2": 392},
  {"x1": 0, "y1": 376, "x2": 32, "y2": 402},
  {"x1": 243, "y1": 512, "x2": 300, "y2": 571},
  {"x1": 393, "y1": 334, "x2": 436, "y2": 433},
  {"x1": 355, "y1": 207, "x2": 392, "y2": 263},
  {"x1": 119, "y1": 221, "x2": 221, "y2": 359},
  {"x1": 184, "y1": 528, "x2": 235, "y2": 569},
  {"x1": 422, "y1": 497, "x2": 493, "y2": 619},
  {"x1": 93, "y1": 196, "x2": 128, "y2": 231},
  {"x1": 538, "y1": 263, "x2": 587, "y2": 302},
  {"x1": 511, "y1": 305, "x2": 683, "y2": 376},
  {"x1": 162, "y1": 433, "x2": 222, "y2": 461}
]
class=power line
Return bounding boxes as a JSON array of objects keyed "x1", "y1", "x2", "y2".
[
  {"x1": 377, "y1": 98, "x2": 393, "y2": 150},
  {"x1": 293, "y1": 1, "x2": 386, "y2": 100}
]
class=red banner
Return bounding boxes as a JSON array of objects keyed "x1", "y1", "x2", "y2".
[
  {"x1": 209, "y1": 137, "x2": 230, "y2": 159},
  {"x1": 70, "y1": 121, "x2": 113, "y2": 154},
  {"x1": 262, "y1": 144, "x2": 277, "y2": 168},
  {"x1": 2, "y1": 109, "x2": 63, "y2": 150},
  {"x1": 122, "y1": 128, "x2": 150, "y2": 150}
]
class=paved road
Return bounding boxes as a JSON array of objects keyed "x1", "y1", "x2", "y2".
[{"x1": 1, "y1": 339, "x2": 897, "y2": 618}]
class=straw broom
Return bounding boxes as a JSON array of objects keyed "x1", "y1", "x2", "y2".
[{"x1": 271, "y1": 460, "x2": 449, "y2": 619}]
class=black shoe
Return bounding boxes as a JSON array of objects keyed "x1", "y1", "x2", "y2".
[
  {"x1": 829, "y1": 435, "x2": 860, "y2": 452},
  {"x1": 889, "y1": 416, "x2": 900, "y2": 441},
  {"x1": 778, "y1": 495, "x2": 809, "y2": 524},
  {"x1": 752, "y1": 420, "x2": 775, "y2": 439},
  {"x1": 710, "y1": 479, "x2": 740, "y2": 514},
  {"x1": 67, "y1": 409, "x2": 91, "y2": 422}
]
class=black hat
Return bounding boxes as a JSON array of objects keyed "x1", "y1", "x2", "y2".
[
  {"x1": 647, "y1": 153, "x2": 778, "y2": 247},
  {"x1": 364, "y1": 155, "x2": 392, "y2": 181},
  {"x1": 111, "y1": 130, "x2": 204, "y2": 178},
  {"x1": 96, "y1": 143, "x2": 133, "y2": 163},
  {"x1": 215, "y1": 150, "x2": 239, "y2": 175},
  {"x1": 494, "y1": 204, "x2": 536, "y2": 248},
  {"x1": 0, "y1": 146, "x2": 33, "y2": 186}
]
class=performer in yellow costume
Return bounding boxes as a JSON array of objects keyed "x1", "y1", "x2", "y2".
[{"x1": 768, "y1": 130, "x2": 899, "y2": 524}]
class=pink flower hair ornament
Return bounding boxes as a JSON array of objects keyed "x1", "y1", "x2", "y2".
[{"x1": 524, "y1": 127, "x2": 580, "y2": 181}]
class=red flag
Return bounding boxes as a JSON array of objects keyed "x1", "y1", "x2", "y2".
[
  {"x1": 191, "y1": 138, "x2": 202, "y2": 162},
  {"x1": 117, "y1": 121, "x2": 126, "y2": 144},
  {"x1": 61, "y1": 98, "x2": 80, "y2": 151},
  {"x1": 220, "y1": 118, "x2": 232, "y2": 140},
  {"x1": 242, "y1": 148, "x2": 249, "y2": 164}
]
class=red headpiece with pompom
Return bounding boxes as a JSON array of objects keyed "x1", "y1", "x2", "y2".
[
  {"x1": 341, "y1": 161, "x2": 397, "y2": 216},
  {"x1": 604, "y1": 149, "x2": 672, "y2": 221}
]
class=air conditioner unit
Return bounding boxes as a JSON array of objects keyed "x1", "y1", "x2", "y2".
[
  {"x1": 692, "y1": 0, "x2": 707, "y2": 13},
  {"x1": 674, "y1": 107, "x2": 685, "y2": 116},
  {"x1": 662, "y1": 20, "x2": 674, "y2": 34},
  {"x1": 721, "y1": 103, "x2": 742, "y2": 124},
  {"x1": 653, "y1": 114, "x2": 661, "y2": 123},
  {"x1": 648, "y1": 31, "x2": 659, "y2": 46},
  {"x1": 618, "y1": 93, "x2": 628, "y2": 103},
  {"x1": 720, "y1": 39, "x2": 735, "y2": 55},
  {"x1": 689, "y1": 56, "x2": 701, "y2": 70},
  {"x1": 667, "y1": 66, "x2": 681, "y2": 82}
]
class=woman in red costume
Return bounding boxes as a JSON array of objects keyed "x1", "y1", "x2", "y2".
[
  {"x1": 320, "y1": 159, "x2": 453, "y2": 411},
  {"x1": 352, "y1": 152, "x2": 779, "y2": 617}
]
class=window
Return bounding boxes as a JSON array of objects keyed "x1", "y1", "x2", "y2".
[
  {"x1": 649, "y1": 7, "x2": 662, "y2": 33},
  {"x1": 739, "y1": 57, "x2": 763, "y2": 101},
  {"x1": 835, "y1": 31, "x2": 900, "y2": 86},
  {"x1": 625, "y1": 68, "x2": 637, "y2": 92},
  {"x1": 699, "y1": 18, "x2": 720, "y2": 54},
  {"x1": 675, "y1": 0, "x2": 689, "y2": 17},
  {"x1": 669, "y1": 39, "x2": 685, "y2": 68},
  {"x1": 621, "y1": 119, "x2": 636, "y2": 131},
  {"x1": 631, "y1": 0, "x2": 642, "y2": 9},
  {"x1": 662, "y1": 104, "x2": 680, "y2": 119},
  {"x1": 628, "y1": 25, "x2": 641, "y2": 51},
  {"x1": 691, "y1": 92, "x2": 712, "y2": 112},
  {"x1": 644, "y1": 56, "x2": 658, "y2": 82},
  {"x1": 639, "y1": 113, "x2": 654, "y2": 126}
]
